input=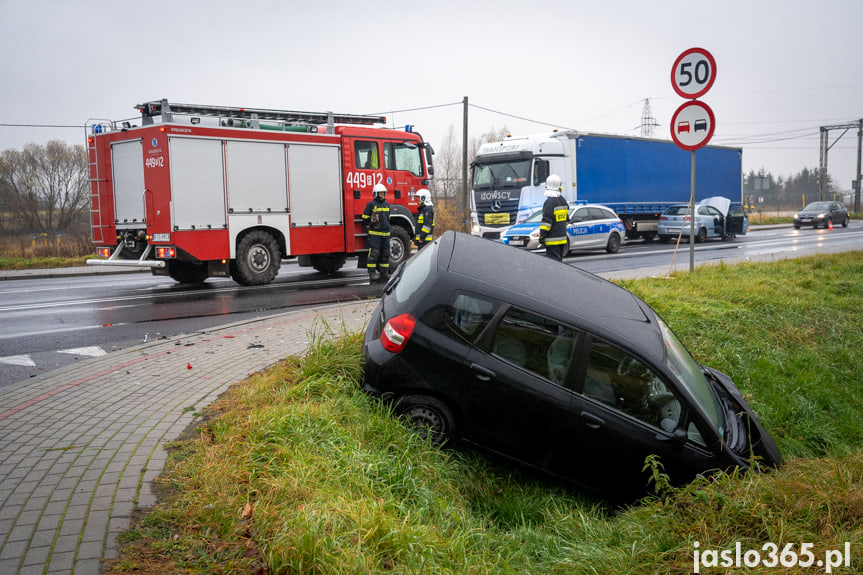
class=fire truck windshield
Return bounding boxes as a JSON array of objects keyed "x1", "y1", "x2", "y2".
[{"x1": 472, "y1": 159, "x2": 532, "y2": 189}]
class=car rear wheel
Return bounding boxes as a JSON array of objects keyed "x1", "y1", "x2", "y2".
[
  {"x1": 605, "y1": 233, "x2": 621, "y2": 253},
  {"x1": 395, "y1": 394, "x2": 457, "y2": 446},
  {"x1": 842, "y1": 215, "x2": 850, "y2": 227}
]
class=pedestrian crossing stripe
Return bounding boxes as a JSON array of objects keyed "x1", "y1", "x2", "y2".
[
  {"x1": 0, "y1": 355, "x2": 36, "y2": 367},
  {"x1": 58, "y1": 346, "x2": 107, "y2": 357}
]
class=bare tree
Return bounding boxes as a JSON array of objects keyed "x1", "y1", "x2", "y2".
[{"x1": 0, "y1": 140, "x2": 89, "y2": 236}]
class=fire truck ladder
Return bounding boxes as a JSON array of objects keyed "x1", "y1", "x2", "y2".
[
  {"x1": 136, "y1": 99, "x2": 386, "y2": 134},
  {"x1": 85, "y1": 119, "x2": 113, "y2": 245}
]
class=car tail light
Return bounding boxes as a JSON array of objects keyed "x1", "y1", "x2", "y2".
[
  {"x1": 380, "y1": 313, "x2": 416, "y2": 353},
  {"x1": 96, "y1": 247, "x2": 112, "y2": 258}
]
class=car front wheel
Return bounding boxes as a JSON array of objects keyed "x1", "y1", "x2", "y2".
[
  {"x1": 395, "y1": 394, "x2": 457, "y2": 446},
  {"x1": 696, "y1": 227, "x2": 708, "y2": 243},
  {"x1": 842, "y1": 215, "x2": 850, "y2": 227}
]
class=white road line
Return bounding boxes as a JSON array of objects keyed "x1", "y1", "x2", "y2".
[
  {"x1": 0, "y1": 355, "x2": 36, "y2": 367},
  {"x1": 57, "y1": 346, "x2": 107, "y2": 357}
]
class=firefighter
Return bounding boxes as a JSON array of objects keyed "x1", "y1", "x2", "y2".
[
  {"x1": 414, "y1": 189, "x2": 435, "y2": 248},
  {"x1": 538, "y1": 174, "x2": 569, "y2": 262},
  {"x1": 362, "y1": 183, "x2": 391, "y2": 282}
]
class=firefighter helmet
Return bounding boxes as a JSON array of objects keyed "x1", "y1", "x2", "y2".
[
  {"x1": 545, "y1": 174, "x2": 562, "y2": 197},
  {"x1": 416, "y1": 189, "x2": 432, "y2": 206},
  {"x1": 545, "y1": 174, "x2": 562, "y2": 191},
  {"x1": 373, "y1": 183, "x2": 387, "y2": 199}
]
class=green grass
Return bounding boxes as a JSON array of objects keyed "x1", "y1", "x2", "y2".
[
  {"x1": 106, "y1": 253, "x2": 863, "y2": 574},
  {"x1": 0, "y1": 255, "x2": 89, "y2": 270}
]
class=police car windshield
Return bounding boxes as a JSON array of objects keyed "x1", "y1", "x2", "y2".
[
  {"x1": 524, "y1": 210, "x2": 544, "y2": 223},
  {"x1": 472, "y1": 160, "x2": 531, "y2": 189}
]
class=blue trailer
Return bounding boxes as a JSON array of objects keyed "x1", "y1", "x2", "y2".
[{"x1": 470, "y1": 131, "x2": 742, "y2": 241}]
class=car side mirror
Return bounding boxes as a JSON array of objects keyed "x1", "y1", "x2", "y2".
[{"x1": 656, "y1": 427, "x2": 688, "y2": 447}]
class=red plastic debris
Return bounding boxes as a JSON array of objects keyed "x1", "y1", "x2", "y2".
[{"x1": 187, "y1": 363, "x2": 193, "y2": 370}]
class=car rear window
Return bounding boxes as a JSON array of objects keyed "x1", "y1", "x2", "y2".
[{"x1": 394, "y1": 241, "x2": 436, "y2": 304}]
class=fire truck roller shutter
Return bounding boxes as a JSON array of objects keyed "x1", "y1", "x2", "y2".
[
  {"x1": 110, "y1": 139, "x2": 145, "y2": 227},
  {"x1": 169, "y1": 137, "x2": 228, "y2": 230}
]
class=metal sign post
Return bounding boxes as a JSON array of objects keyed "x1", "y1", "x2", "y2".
[{"x1": 670, "y1": 47, "x2": 717, "y2": 272}]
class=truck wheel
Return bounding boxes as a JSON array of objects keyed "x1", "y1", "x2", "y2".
[
  {"x1": 395, "y1": 394, "x2": 457, "y2": 446},
  {"x1": 605, "y1": 233, "x2": 621, "y2": 254},
  {"x1": 232, "y1": 230, "x2": 280, "y2": 286},
  {"x1": 167, "y1": 261, "x2": 208, "y2": 284},
  {"x1": 696, "y1": 227, "x2": 708, "y2": 243},
  {"x1": 388, "y1": 227, "x2": 413, "y2": 270},
  {"x1": 310, "y1": 253, "x2": 346, "y2": 274}
]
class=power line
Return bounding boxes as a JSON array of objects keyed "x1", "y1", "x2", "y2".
[{"x1": 0, "y1": 123, "x2": 81, "y2": 128}]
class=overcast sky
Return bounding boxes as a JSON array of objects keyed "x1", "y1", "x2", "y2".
[{"x1": 1, "y1": 0, "x2": 861, "y2": 193}]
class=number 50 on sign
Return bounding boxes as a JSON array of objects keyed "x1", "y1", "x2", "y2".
[{"x1": 671, "y1": 47, "x2": 716, "y2": 99}]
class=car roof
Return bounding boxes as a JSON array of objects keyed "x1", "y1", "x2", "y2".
[{"x1": 436, "y1": 231, "x2": 663, "y2": 360}]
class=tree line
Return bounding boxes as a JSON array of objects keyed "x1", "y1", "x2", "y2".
[{"x1": 0, "y1": 141, "x2": 90, "y2": 242}]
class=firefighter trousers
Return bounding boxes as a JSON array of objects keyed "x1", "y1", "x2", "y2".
[{"x1": 366, "y1": 234, "x2": 390, "y2": 275}]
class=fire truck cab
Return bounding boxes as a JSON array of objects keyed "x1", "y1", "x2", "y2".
[{"x1": 86, "y1": 99, "x2": 434, "y2": 285}]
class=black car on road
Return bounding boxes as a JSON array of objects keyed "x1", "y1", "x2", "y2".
[
  {"x1": 362, "y1": 231, "x2": 781, "y2": 501},
  {"x1": 793, "y1": 201, "x2": 849, "y2": 229}
]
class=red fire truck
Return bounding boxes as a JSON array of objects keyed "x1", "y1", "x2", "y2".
[{"x1": 85, "y1": 99, "x2": 434, "y2": 285}]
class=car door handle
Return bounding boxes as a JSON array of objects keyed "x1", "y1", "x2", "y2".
[
  {"x1": 579, "y1": 411, "x2": 606, "y2": 429},
  {"x1": 470, "y1": 363, "x2": 496, "y2": 381}
]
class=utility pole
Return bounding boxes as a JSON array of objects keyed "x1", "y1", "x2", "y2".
[
  {"x1": 462, "y1": 96, "x2": 469, "y2": 232},
  {"x1": 818, "y1": 120, "x2": 863, "y2": 202},
  {"x1": 640, "y1": 99, "x2": 659, "y2": 138},
  {"x1": 856, "y1": 120, "x2": 862, "y2": 213}
]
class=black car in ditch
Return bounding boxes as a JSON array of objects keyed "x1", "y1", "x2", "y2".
[{"x1": 361, "y1": 231, "x2": 781, "y2": 500}]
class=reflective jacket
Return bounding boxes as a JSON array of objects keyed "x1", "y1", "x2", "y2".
[
  {"x1": 415, "y1": 203, "x2": 435, "y2": 242},
  {"x1": 539, "y1": 195, "x2": 569, "y2": 246},
  {"x1": 362, "y1": 197, "x2": 391, "y2": 236}
]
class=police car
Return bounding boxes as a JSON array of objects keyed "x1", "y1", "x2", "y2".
[{"x1": 500, "y1": 204, "x2": 626, "y2": 255}]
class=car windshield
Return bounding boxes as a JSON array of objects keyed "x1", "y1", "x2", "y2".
[
  {"x1": 472, "y1": 160, "x2": 532, "y2": 189},
  {"x1": 803, "y1": 202, "x2": 831, "y2": 211},
  {"x1": 657, "y1": 316, "x2": 724, "y2": 439},
  {"x1": 524, "y1": 210, "x2": 544, "y2": 223}
]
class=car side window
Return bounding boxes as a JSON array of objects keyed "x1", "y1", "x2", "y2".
[
  {"x1": 447, "y1": 293, "x2": 496, "y2": 342},
  {"x1": 572, "y1": 208, "x2": 590, "y2": 222},
  {"x1": 588, "y1": 207, "x2": 608, "y2": 220},
  {"x1": 583, "y1": 338, "x2": 683, "y2": 434},
  {"x1": 354, "y1": 141, "x2": 379, "y2": 170},
  {"x1": 492, "y1": 307, "x2": 580, "y2": 387}
]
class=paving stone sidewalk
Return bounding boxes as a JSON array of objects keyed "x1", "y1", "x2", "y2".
[{"x1": 0, "y1": 300, "x2": 376, "y2": 575}]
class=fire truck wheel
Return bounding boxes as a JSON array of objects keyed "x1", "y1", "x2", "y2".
[
  {"x1": 310, "y1": 253, "x2": 347, "y2": 274},
  {"x1": 232, "y1": 230, "x2": 281, "y2": 286},
  {"x1": 388, "y1": 227, "x2": 413, "y2": 269},
  {"x1": 167, "y1": 261, "x2": 208, "y2": 284}
]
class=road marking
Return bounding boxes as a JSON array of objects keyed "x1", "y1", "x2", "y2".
[
  {"x1": 0, "y1": 355, "x2": 36, "y2": 367},
  {"x1": 58, "y1": 346, "x2": 107, "y2": 357}
]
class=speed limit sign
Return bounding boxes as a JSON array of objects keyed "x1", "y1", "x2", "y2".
[{"x1": 671, "y1": 47, "x2": 716, "y2": 99}]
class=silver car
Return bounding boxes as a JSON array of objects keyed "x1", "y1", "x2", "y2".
[{"x1": 658, "y1": 197, "x2": 748, "y2": 243}]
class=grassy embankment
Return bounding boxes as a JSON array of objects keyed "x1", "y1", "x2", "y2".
[{"x1": 107, "y1": 252, "x2": 863, "y2": 574}]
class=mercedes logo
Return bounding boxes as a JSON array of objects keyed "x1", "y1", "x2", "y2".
[{"x1": 492, "y1": 200, "x2": 502, "y2": 211}]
